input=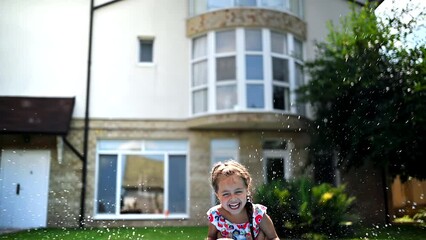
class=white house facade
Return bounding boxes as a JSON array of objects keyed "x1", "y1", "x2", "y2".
[{"x1": 0, "y1": 0, "x2": 386, "y2": 229}]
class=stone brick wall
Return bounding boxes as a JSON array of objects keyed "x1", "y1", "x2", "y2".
[
  {"x1": 187, "y1": 8, "x2": 307, "y2": 39},
  {"x1": 48, "y1": 118, "x2": 309, "y2": 228}
]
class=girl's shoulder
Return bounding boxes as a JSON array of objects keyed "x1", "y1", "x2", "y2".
[
  {"x1": 206, "y1": 204, "x2": 221, "y2": 215},
  {"x1": 252, "y1": 203, "x2": 267, "y2": 214},
  {"x1": 251, "y1": 203, "x2": 268, "y2": 228}
]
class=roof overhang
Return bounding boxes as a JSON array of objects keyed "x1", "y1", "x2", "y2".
[{"x1": 0, "y1": 96, "x2": 75, "y2": 135}]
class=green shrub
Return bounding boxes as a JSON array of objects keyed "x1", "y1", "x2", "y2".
[
  {"x1": 254, "y1": 177, "x2": 356, "y2": 238},
  {"x1": 413, "y1": 208, "x2": 426, "y2": 225},
  {"x1": 393, "y1": 208, "x2": 426, "y2": 226}
]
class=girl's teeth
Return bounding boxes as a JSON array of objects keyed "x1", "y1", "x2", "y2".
[{"x1": 229, "y1": 203, "x2": 240, "y2": 209}]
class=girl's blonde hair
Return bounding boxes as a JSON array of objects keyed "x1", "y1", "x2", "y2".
[{"x1": 210, "y1": 160, "x2": 252, "y2": 196}]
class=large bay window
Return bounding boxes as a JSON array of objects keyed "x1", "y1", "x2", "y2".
[
  {"x1": 95, "y1": 140, "x2": 188, "y2": 219},
  {"x1": 191, "y1": 28, "x2": 305, "y2": 115}
]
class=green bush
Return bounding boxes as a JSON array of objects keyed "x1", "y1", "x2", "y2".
[
  {"x1": 254, "y1": 177, "x2": 356, "y2": 238},
  {"x1": 394, "y1": 208, "x2": 426, "y2": 226},
  {"x1": 413, "y1": 208, "x2": 426, "y2": 225}
]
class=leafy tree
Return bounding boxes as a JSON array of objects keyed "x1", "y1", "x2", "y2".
[{"x1": 298, "y1": 2, "x2": 426, "y2": 182}]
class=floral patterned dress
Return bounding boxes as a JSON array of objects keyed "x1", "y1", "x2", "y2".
[{"x1": 207, "y1": 204, "x2": 267, "y2": 240}]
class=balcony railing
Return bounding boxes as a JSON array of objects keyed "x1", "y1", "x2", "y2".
[{"x1": 189, "y1": 0, "x2": 304, "y2": 19}]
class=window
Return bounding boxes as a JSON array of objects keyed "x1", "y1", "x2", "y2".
[
  {"x1": 190, "y1": 28, "x2": 303, "y2": 114},
  {"x1": 210, "y1": 139, "x2": 239, "y2": 204},
  {"x1": 138, "y1": 38, "x2": 154, "y2": 63},
  {"x1": 295, "y1": 63, "x2": 306, "y2": 115},
  {"x1": 293, "y1": 38, "x2": 303, "y2": 60},
  {"x1": 236, "y1": 0, "x2": 257, "y2": 7},
  {"x1": 189, "y1": 0, "x2": 305, "y2": 18},
  {"x1": 271, "y1": 31, "x2": 287, "y2": 54},
  {"x1": 216, "y1": 30, "x2": 237, "y2": 111},
  {"x1": 263, "y1": 139, "x2": 291, "y2": 183},
  {"x1": 95, "y1": 140, "x2": 188, "y2": 219},
  {"x1": 192, "y1": 35, "x2": 208, "y2": 114},
  {"x1": 245, "y1": 29, "x2": 264, "y2": 109},
  {"x1": 208, "y1": 0, "x2": 233, "y2": 10}
]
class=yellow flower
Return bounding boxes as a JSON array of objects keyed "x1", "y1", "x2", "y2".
[{"x1": 320, "y1": 192, "x2": 333, "y2": 203}]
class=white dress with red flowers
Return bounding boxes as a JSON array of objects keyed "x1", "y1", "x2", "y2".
[{"x1": 207, "y1": 204, "x2": 267, "y2": 240}]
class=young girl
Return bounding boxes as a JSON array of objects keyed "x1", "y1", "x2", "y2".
[{"x1": 207, "y1": 160, "x2": 280, "y2": 240}]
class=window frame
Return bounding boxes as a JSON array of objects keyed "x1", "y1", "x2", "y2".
[
  {"x1": 94, "y1": 140, "x2": 189, "y2": 220},
  {"x1": 210, "y1": 139, "x2": 239, "y2": 205},
  {"x1": 138, "y1": 37, "x2": 154, "y2": 65},
  {"x1": 262, "y1": 139, "x2": 292, "y2": 184},
  {"x1": 190, "y1": 28, "x2": 305, "y2": 115}
]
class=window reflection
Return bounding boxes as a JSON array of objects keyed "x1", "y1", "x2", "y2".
[
  {"x1": 97, "y1": 155, "x2": 117, "y2": 214},
  {"x1": 217, "y1": 84, "x2": 237, "y2": 110},
  {"x1": 247, "y1": 84, "x2": 265, "y2": 108},
  {"x1": 246, "y1": 55, "x2": 263, "y2": 80},
  {"x1": 273, "y1": 85, "x2": 289, "y2": 110},
  {"x1": 96, "y1": 141, "x2": 188, "y2": 218},
  {"x1": 120, "y1": 155, "x2": 164, "y2": 214},
  {"x1": 217, "y1": 57, "x2": 236, "y2": 81},
  {"x1": 216, "y1": 30, "x2": 236, "y2": 53},
  {"x1": 272, "y1": 57, "x2": 289, "y2": 82}
]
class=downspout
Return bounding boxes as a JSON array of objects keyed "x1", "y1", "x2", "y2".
[
  {"x1": 79, "y1": 0, "x2": 94, "y2": 228},
  {"x1": 80, "y1": 0, "x2": 126, "y2": 228}
]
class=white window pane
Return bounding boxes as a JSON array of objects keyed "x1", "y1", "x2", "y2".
[
  {"x1": 271, "y1": 31, "x2": 287, "y2": 54},
  {"x1": 211, "y1": 139, "x2": 239, "y2": 151},
  {"x1": 295, "y1": 63, "x2": 304, "y2": 86},
  {"x1": 245, "y1": 29, "x2": 262, "y2": 51},
  {"x1": 98, "y1": 140, "x2": 141, "y2": 151},
  {"x1": 191, "y1": 0, "x2": 207, "y2": 16},
  {"x1": 262, "y1": 0, "x2": 285, "y2": 11},
  {"x1": 217, "y1": 84, "x2": 237, "y2": 110},
  {"x1": 293, "y1": 38, "x2": 303, "y2": 60},
  {"x1": 216, "y1": 30, "x2": 236, "y2": 53},
  {"x1": 193, "y1": 60, "x2": 208, "y2": 87},
  {"x1": 246, "y1": 55, "x2": 263, "y2": 80},
  {"x1": 120, "y1": 154, "x2": 164, "y2": 214},
  {"x1": 145, "y1": 140, "x2": 188, "y2": 151},
  {"x1": 168, "y1": 155, "x2": 187, "y2": 213},
  {"x1": 247, "y1": 84, "x2": 264, "y2": 108},
  {"x1": 97, "y1": 155, "x2": 117, "y2": 214},
  {"x1": 208, "y1": 0, "x2": 233, "y2": 10},
  {"x1": 237, "y1": 0, "x2": 256, "y2": 6},
  {"x1": 193, "y1": 89, "x2": 208, "y2": 114},
  {"x1": 290, "y1": 0, "x2": 301, "y2": 17},
  {"x1": 272, "y1": 57, "x2": 289, "y2": 82},
  {"x1": 273, "y1": 85, "x2": 289, "y2": 110},
  {"x1": 192, "y1": 35, "x2": 207, "y2": 59},
  {"x1": 216, "y1": 56, "x2": 236, "y2": 81}
]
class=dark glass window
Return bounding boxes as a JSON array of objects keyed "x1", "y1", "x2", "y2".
[
  {"x1": 266, "y1": 158, "x2": 285, "y2": 183},
  {"x1": 139, "y1": 39, "x2": 153, "y2": 62},
  {"x1": 272, "y1": 57, "x2": 289, "y2": 82}
]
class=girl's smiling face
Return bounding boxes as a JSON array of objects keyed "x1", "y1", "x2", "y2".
[{"x1": 216, "y1": 174, "x2": 248, "y2": 215}]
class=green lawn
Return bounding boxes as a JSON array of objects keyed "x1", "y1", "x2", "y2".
[
  {"x1": 347, "y1": 224, "x2": 426, "y2": 240},
  {"x1": 0, "y1": 226, "x2": 206, "y2": 240},
  {"x1": 0, "y1": 224, "x2": 425, "y2": 240}
]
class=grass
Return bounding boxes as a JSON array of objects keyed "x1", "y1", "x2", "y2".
[
  {"x1": 0, "y1": 226, "x2": 206, "y2": 240},
  {"x1": 346, "y1": 224, "x2": 426, "y2": 240},
  {"x1": 0, "y1": 224, "x2": 425, "y2": 239}
]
